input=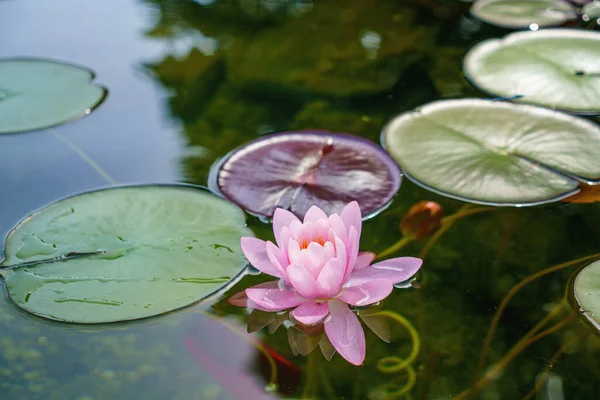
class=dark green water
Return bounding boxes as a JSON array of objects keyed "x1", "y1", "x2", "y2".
[{"x1": 1, "y1": 0, "x2": 600, "y2": 399}]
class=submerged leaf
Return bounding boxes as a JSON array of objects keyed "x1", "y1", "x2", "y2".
[
  {"x1": 212, "y1": 131, "x2": 401, "y2": 219},
  {"x1": 464, "y1": 30, "x2": 600, "y2": 114},
  {"x1": 0, "y1": 185, "x2": 253, "y2": 323},
  {"x1": 0, "y1": 58, "x2": 106, "y2": 134},
  {"x1": 382, "y1": 99, "x2": 600, "y2": 206}
]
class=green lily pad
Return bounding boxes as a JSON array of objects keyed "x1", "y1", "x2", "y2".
[
  {"x1": 0, "y1": 185, "x2": 253, "y2": 323},
  {"x1": 573, "y1": 259, "x2": 600, "y2": 332},
  {"x1": 381, "y1": 99, "x2": 600, "y2": 206},
  {"x1": 0, "y1": 58, "x2": 106, "y2": 134},
  {"x1": 463, "y1": 30, "x2": 600, "y2": 114},
  {"x1": 470, "y1": 0, "x2": 576, "y2": 29}
]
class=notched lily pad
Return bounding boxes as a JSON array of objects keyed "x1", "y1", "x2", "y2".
[
  {"x1": 464, "y1": 30, "x2": 600, "y2": 114},
  {"x1": 470, "y1": 0, "x2": 576, "y2": 29},
  {"x1": 382, "y1": 99, "x2": 600, "y2": 206},
  {"x1": 210, "y1": 131, "x2": 402, "y2": 219},
  {"x1": 573, "y1": 260, "x2": 600, "y2": 332},
  {"x1": 0, "y1": 185, "x2": 253, "y2": 323},
  {"x1": 0, "y1": 58, "x2": 107, "y2": 134}
]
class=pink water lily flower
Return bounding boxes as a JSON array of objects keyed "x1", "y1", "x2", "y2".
[{"x1": 240, "y1": 202, "x2": 422, "y2": 365}]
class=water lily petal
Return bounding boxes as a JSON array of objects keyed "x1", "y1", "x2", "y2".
[
  {"x1": 338, "y1": 279, "x2": 393, "y2": 306},
  {"x1": 241, "y1": 237, "x2": 282, "y2": 279},
  {"x1": 288, "y1": 239, "x2": 319, "y2": 277},
  {"x1": 273, "y1": 208, "x2": 300, "y2": 247},
  {"x1": 291, "y1": 301, "x2": 329, "y2": 325},
  {"x1": 306, "y1": 241, "x2": 335, "y2": 269},
  {"x1": 354, "y1": 252, "x2": 376, "y2": 270},
  {"x1": 266, "y1": 240, "x2": 289, "y2": 280},
  {"x1": 304, "y1": 206, "x2": 328, "y2": 224},
  {"x1": 327, "y1": 214, "x2": 347, "y2": 243},
  {"x1": 346, "y1": 257, "x2": 422, "y2": 286},
  {"x1": 287, "y1": 263, "x2": 319, "y2": 299},
  {"x1": 343, "y1": 226, "x2": 359, "y2": 282},
  {"x1": 316, "y1": 258, "x2": 345, "y2": 298},
  {"x1": 246, "y1": 281, "x2": 305, "y2": 311},
  {"x1": 340, "y1": 201, "x2": 362, "y2": 238},
  {"x1": 325, "y1": 299, "x2": 365, "y2": 366}
]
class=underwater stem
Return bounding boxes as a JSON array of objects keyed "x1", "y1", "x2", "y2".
[
  {"x1": 521, "y1": 332, "x2": 586, "y2": 400},
  {"x1": 420, "y1": 205, "x2": 493, "y2": 260},
  {"x1": 473, "y1": 253, "x2": 600, "y2": 383},
  {"x1": 454, "y1": 310, "x2": 576, "y2": 400},
  {"x1": 53, "y1": 132, "x2": 116, "y2": 185}
]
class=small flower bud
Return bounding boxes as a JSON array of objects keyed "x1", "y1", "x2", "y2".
[{"x1": 400, "y1": 201, "x2": 443, "y2": 240}]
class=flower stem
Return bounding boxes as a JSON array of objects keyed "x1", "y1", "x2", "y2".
[
  {"x1": 420, "y1": 205, "x2": 493, "y2": 259},
  {"x1": 377, "y1": 236, "x2": 413, "y2": 260}
]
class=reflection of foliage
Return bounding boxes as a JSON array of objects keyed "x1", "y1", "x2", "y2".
[{"x1": 145, "y1": 49, "x2": 223, "y2": 122}]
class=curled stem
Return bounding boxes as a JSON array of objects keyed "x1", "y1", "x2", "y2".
[{"x1": 373, "y1": 311, "x2": 421, "y2": 399}]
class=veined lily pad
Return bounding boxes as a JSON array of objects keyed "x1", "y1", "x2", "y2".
[
  {"x1": 210, "y1": 131, "x2": 402, "y2": 219},
  {"x1": 0, "y1": 58, "x2": 106, "y2": 134},
  {"x1": 470, "y1": 0, "x2": 576, "y2": 29},
  {"x1": 573, "y1": 260, "x2": 600, "y2": 332},
  {"x1": 463, "y1": 30, "x2": 600, "y2": 114},
  {"x1": 0, "y1": 185, "x2": 253, "y2": 323},
  {"x1": 382, "y1": 99, "x2": 600, "y2": 206}
]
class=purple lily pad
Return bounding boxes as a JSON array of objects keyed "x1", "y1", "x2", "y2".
[{"x1": 210, "y1": 131, "x2": 402, "y2": 219}]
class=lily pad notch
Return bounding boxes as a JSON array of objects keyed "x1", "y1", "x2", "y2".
[
  {"x1": 0, "y1": 184, "x2": 254, "y2": 323},
  {"x1": 463, "y1": 29, "x2": 600, "y2": 114},
  {"x1": 0, "y1": 57, "x2": 107, "y2": 134},
  {"x1": 209, "y1": 130, "x2": 402, "y2": 220},
  {"x1": 382, "y1": 99, "x2": 600, "y2": 206}
]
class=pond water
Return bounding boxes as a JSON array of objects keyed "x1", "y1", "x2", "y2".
[{"x1": 1, "y1": 0, "x2": 600, "y2": 399}]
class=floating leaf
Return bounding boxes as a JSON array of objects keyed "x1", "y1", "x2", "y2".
[
  {"x1": 470, "y1": 0, "x2": 576, "y2": 29},
  {"x1": 211, "y1": 131, "x2": 401, "y2": 219},
  {"x1": 463, "y1": 30, "x2": 600, "y2": 114},
  {"x1": 0, "y1": 185, "x2": 253, "y2": 323},
  {"x1": 573, "y1": 259, "x2": 600, "y2": 331},
  {"x1": 0, "y1": 58, "x2": 106, "y2": 134},
  {"x1": 382, "y1": 99, "x2": 600, "y2": 206}
]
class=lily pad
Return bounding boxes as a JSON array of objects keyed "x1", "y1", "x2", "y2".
[
  {"x1": 381, "y1": 99, "x2": 600, "y2": 206},
  {"x1": 210, "y1": 131, "x2": 402, "y2": 219},
  {"x1": 463, "y1": 29, "x2": 600, "y2": 114},
  {"x1": 470, "y1": 0, "x2": 576, "y2": 29},
  {"x1": 0, "y1": 58, "x2": 106, "y2": 134},
  {"x1": 0, "y1": 185, "x2": 253, "y2": 323},
  {"x1": 573, "y1": 260, "x2": 600, "y2": 331}
]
